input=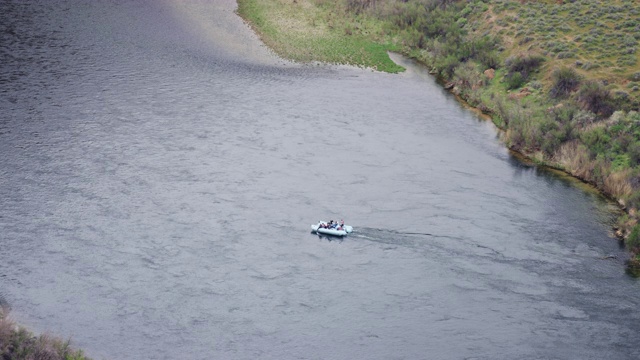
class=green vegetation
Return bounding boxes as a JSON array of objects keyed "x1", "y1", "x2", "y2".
[
  {"x1": 237, "y1": 0, "x2": 640, "y2": 274},
  {"x1": 237, "y1": 0, "x2": 404, "y2": 72},
  {"x1": 0, "y1": 314, "x2": 90, "y2": 360}
]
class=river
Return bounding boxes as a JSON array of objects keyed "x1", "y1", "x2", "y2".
[{"x1": 1, "y1": 1, "x2": 639, "y2": 359}]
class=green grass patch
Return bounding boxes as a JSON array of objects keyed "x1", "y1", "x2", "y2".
[{"x1": 237, "y1": 0, "x2": 404, "y2": 72}]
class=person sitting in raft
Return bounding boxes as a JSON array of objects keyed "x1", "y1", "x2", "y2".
[
  {"x1": 320, "y1": 220, "x2": 334, "y2": 229},
  {"x1": 337, "y1": 219, "x2": 345, "y2": 230}
]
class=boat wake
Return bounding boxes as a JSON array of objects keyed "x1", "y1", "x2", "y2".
[
  {"x1": 344, "y1": 227, "x2": 467, "y2": 253},
  {"x1": 353, "y1": 227, "x2": 458, "y2": 239}
]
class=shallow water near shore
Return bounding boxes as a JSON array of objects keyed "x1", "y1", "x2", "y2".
[{"x1": 1, "y1": 1, "x2": 640, "y2": 359}]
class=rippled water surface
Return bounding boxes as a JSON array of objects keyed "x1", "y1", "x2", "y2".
[{"x1": 2, "y1": 1, "x2": 640, "y2": 359}]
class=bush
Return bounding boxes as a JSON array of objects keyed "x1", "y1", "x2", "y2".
[
  {"x1": 477, "y1": 50, "x2": 500, "y2": 69},
  {"x1": 580, "y1": 127, "x2": 611, "y2": 157},
  {"x1": 539, "y1": 121, "x2": 567, "y2": 155},
  {"x1": 529, "y1": 80, "x2": 542, "y2": 89},
  {"x1": 571, "y1": 109, "x2": 597, "y2": 128},
  {"x1": 506, "y1": 54, "x2": 545, "y2": 79},
  {"x1": 613, "y1": 91, "x2": 634, "y2": 112},
  {"x1": 577, "y1": 81, "x2": 614, "y2": 117},
  {"x1": 502, "y1": 54, "x2": 544, "y2": 90},
  {"x1": 557, "y1": 51, "x2": 575, "y2": 59},
  {"x1": 624, "y1": 34, "x2": 638, "y2": 47},
  {"x1": 519, "y1": 36, "x2": 535, "y2": 45},
  {"x1": 628, "y1": 142, "x2": 640, "y2": 165},
  {"x1": 612, "y1": 154, "x2": 631, "y2": 171},
  {"x1": 617, "y1": 55, "x2": 637, "y2": 67},
  {"x1": 627, "y1": 189, "x2": 640, "y2": 210},
  {"x1": 0, "y1": 318, "x2": 90, "y2": 360},
  {"x1": 506, "y1": 71, "x2": 525, "y2": 90},
  {"x1": 437, "y1": 54, "x2": 461, "y2": 78},
  {"x1": 453, "y1": 61, "x2": 482, "y2": 91},
  {"x1": 550, "y1": 67, "x2": 581, "y2": 98},
  {"x1": 549, "y1": 103, "x2": 578, "y2": 125},
  {"x1": 582, "y1": 61, "x2": 599, "y2": 70},
  {"x1": 627, "y1": 224, "x2": 640, "y2": 250},
  {"x1": 345, "y1": 0, "x2": 373, "y2": 14}
]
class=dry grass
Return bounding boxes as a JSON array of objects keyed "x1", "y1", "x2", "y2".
[
  {"x1": 604, "y1": 168, "x2": 634, "y2": 198},
  {"x1": 556, "y1": 140, "x2": 593, "y2": 179},
  {"x1": 555, "y1": 140, "x2": 633, "y2": 198},
  {"x1": 265, "y1": 0, "x2": 328, "y2": 38}
]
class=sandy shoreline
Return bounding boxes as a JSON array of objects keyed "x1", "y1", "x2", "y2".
[{"x1": 163, "y1": 0, "x2": 286, "y2": 66}]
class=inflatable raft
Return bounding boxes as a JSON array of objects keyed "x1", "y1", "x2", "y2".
[{"x1": 311, "y1": 221, "x2": 353, "y2": 237}]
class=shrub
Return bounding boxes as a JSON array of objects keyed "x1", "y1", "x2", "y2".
[
  {"x1": 477, "y1": 50, "x2": 500, "y2": 69},
  {"x1": 613, "y1": 91, "x2": 634, "y2": 112},
  {"x1": 577, "y1": 81, "x2": 614, "y2": 117},
  {"x1": 503, "y1": 54, "x2": 544, "y2": 90},
  {"x1": 0, "y1": 318, "x2": 90, "y2": 360},
  {"x1": 617, "y1": 55, "x2": 637, "y2": 67},
  {"x1": 624, "y1": 34, "x2": 638, "y2": 47},
  {"x1": 539, "y1": 121, "x2": 567, "y2": 155},
  {"x1": 506, "y1": 54, "x2": 545, "y2": 79},
  {"x1": 549, "y1": 103, "x2": 578, "y2": 125},
  {"x1": 627, "y1": 224, "x2": 640, "y2": 250},
  {"x1": 581, "y1": 127, "x2": 611, "y2": 157},
  {"x1": 345, "y1": 0, "x2": 373, "y2": 14},
  {"x1": 629, "y1": 142, "x2": 640, "y2": 165},
  {"x1": 627, "y1": 189, "x2": 640, "y2": 210},
  {"x1": 437, "y1": 54, "x2": 460, "y2": 78},
  {"x1": 550, "y1": 67, "x2": 581, "y2": 98},
  {"x1": 519, "y1": 36, "x2": 535, "y2": 45},
  {"x1": 493, "y1": 96, "x2": 524, "y2": 128},
  {"x1": 453, "y1": 61, "x2": 482, "y2": 91},
  {"x1": 582, "y1": 61, "x2": 599, "y2": 70},
  {"x1": 571, "y1": 109, "x2": 597, "y2": 128},
  {"x1": 612, "y1": 154, "x2": 632, "y2": 171},
  {"x1": 557, "y1": 51, "x2": 575, "y2": 59},
  {"x1": 506, "y1": 71, "x2": 525, "y2": 90}
]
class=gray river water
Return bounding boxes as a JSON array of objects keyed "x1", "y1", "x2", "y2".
[{"x1": 1, "y1": 1, "x2": 640, "y2": 359}]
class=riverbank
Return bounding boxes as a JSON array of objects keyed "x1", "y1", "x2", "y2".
[
  {"x1": 236, "y1": 0, "x2": 640, "y2": 274},
  {"x1": 0, "y1": 310, "x2": 90, "y2": 360}
]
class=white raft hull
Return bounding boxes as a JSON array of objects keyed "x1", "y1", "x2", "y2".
[{"x1": 311, "y1": 222, "x2": 353, "y2": 237}]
